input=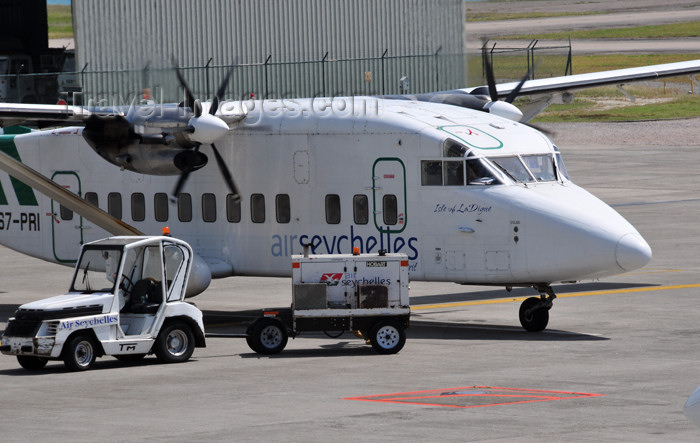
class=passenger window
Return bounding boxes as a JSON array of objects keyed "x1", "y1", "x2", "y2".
[
  {"x1": 251, "y1": 194, "x2": 265, "y2": 223},
  {"x1": 108, "y1": 192, "x2": 122, "y2": 220},
  {"x1": 202, "y1": 193, "x2": 217, "y2": 222},
  {"x1": 178, "y1": 193, "x2": 192, "y2": 222},
  {"x1": 85, "y1": 192, "x2": 98, "y2": 207},
  {"x1": 443, "y1": 160, "x2": 464, "y2": 186},
  {"x1": 325, "y1": 194, "x2": 340, "y2": 224},
  {"x1": 226, "y1": 194, "x2": 241, "y2": 223},
  {"x1": 383, "y1": 194, "x2": 398, "y2": 226},
  {"x1": 131, "y1": 193, "x2": 145, "y2": 221},
  {"x1": 59, "y1": 204, "x2": 73, "y2": 221},
  {"x1": 421, "y1": 161, "x2": 442, "y2": 186},
  {"x1": 154, "y1": 193, "x2": 169, "y2": 222},
  {"x1": 276, "y1": 194, "x2": 290, "y2": 223},
  {"x1": 353, "y1": 194, "x2": 369, "y2": 225}
]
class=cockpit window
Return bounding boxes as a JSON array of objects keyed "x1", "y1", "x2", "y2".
[
  {"x1": 421, "y1": 157, "x2": 500, "y2": 186},
  {"x1": 490, "y1": 156, "x2": 535, "y2": 183},
  {"x1": 553, "y1": 146, "x2": 570, "y2": 181},
  {"x1": 443, "y1": 160, "x2": 464, "y2": 186},
  {"x1": 443, "y1": 140, "x2": 467, "y2": 157},
  {"x1": 522, "y1": 155, "x2": 556, "y2": 181}
]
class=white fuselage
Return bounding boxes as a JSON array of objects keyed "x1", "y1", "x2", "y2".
[{"x1": 0, "y1": 97, "x2": 651, "y2": 286}]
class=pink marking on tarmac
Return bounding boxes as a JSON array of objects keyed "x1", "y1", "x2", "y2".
[{"x1": 344, "y1": 386, "x2": 603, "y2": 409}]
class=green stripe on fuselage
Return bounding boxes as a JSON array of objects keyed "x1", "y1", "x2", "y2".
[{"x1": 0, "y1": 135, "x2": 39, "y2": 206}]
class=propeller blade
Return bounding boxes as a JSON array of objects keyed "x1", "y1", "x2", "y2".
[
  {"x1": 483, "y1": 53, "x2": 499, "y2": 102},
  {"x1": 172, "y1": 57, "x2": 196, "y2": 110},
  {"x1": 210, "y1": 143, "x2": 240, "y2": 201},
  {"x1": 505, "y1": 69, "x2": 531, "y2": 104},
  {"x1": 211, "y1": 67, "x2": 235, "y2": 115},
  {"x1": 172, "y1": 147, "x2": 203, "y2": 197}
]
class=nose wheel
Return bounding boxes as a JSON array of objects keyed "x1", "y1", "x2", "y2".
[{"x1": 519, "y1": 285, "x2": 556, "y2": 332}]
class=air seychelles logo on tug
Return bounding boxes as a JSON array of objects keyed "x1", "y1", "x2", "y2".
[{"x1": 270, "y1": 225, "x2": 419, "y2": 261}]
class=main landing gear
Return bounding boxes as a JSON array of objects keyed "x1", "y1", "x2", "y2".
[{"x1": 518, "y1": 284, "x2": 556, "y2": 332}]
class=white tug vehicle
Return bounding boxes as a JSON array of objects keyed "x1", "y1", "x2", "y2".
[{"x1": 0, "y1": 235, "x2": 206, "y2": 371}]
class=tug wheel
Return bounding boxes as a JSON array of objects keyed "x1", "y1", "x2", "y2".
[
  {"x1": 17, "y1": 355, "x2": 48, "y2": 370},
  {"x1": 155, "y1": 322, "x2": 195, "y2": 363},
  {"x1": 63, "y1": 334, "x2": 97, "y2": 371}
]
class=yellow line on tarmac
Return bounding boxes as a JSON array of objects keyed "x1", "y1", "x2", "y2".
[{"x1": 411, "y1": 284, "x2": 700, "y2": 311}]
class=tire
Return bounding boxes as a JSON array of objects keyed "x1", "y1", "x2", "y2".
[
  {"x1": 114, "y1": 354, "x2": 147, "y2": 363},
  {"x1": 248, "y1": 318, "x2": 288, "y2": 354},
  {"x1": 63, "y1": 335, "x2": 97, "y2": 371},
  {"x1": 245, "y1": 334, "x2": 261, "y2": 354},
  {"x1": 519, "y1": 297, "x2": 549, "y2": 332},
  {"x1": 17, "y1": 355, "x2": 48, "y2": 370},
  {"x1": 154, "y1": 322, "x2": 195, "y2": 363},
  {"x1": 369, "y1": 320, "x2": 406, "y2": 354}
]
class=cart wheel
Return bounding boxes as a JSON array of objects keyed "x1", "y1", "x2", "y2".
[
  {"x1": 369, "y1": 320, "x2": 406, "y2": 354},
  {"x1": 248, "y1": 318, "x2": 288, "y2": 354}
]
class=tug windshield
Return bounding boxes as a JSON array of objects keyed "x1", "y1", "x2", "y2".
[{"x1": 71, "y1": 246, "x2": 124, "y2": 293}]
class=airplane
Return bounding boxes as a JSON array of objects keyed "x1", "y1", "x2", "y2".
[{"x1": 1, "y1": 58, "x2": 698, "y2": 332}]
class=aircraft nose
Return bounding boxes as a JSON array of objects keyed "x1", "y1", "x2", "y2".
[{"x1": 615, "y1": 233, "x2": 652, "y2": 272}]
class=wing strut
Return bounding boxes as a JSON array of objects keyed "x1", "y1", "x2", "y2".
[{"x1": 0, "y1": 150, "x2": 143, "y2": 236}]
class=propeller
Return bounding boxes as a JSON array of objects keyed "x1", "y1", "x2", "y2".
[
  {"x1": 478, "y1": 56, "x2": 555, "y2": 134},
  {"x1": 172, "y1": 62, "x2": 240, "y2": 201},
  {"x1": 471, "y1": 54, "x2": 530, "y2": 122}
]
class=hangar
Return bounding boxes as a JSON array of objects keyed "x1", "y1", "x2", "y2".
[{"x1": 71, "y1": 0, "x2": 466, "y2": 102}]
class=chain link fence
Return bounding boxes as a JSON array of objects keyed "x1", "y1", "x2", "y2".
[{"x1": 2, "y1": 42, "x2": 572, "y2": 106}]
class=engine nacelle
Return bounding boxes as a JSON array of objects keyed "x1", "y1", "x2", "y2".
[
  {"x1": 100, "y1": 142, "x2": 207, "y2": 175},
  {"x1": 185, "y1": 253, "x2": 212, "y2": 298}
]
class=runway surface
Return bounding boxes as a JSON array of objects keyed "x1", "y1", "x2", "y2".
[{"x1": 1, "y1": 128, "x2": 700, "y2": 441}]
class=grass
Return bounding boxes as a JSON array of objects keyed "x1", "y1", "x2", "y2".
[
  {"x1": 504, "y1": 22, "x2": 700, "y2": 40},
  {"x1": 466, "y1": 11, "x2": 601, "y2": 22},
  {"x1": 48, "y1": 5, "x2": 73, "y2": 39},
  {"x1": 531, "y1": 94, "x2": 700, "y2": 122}
]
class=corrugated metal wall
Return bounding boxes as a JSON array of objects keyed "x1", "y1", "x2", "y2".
[{"x1": 73, "y1": 0, "x2": 465, "y2": 102}]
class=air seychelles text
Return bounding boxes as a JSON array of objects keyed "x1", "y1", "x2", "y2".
[{"x1": 271, "y1": 225, "x2": 418, "y2": 260}]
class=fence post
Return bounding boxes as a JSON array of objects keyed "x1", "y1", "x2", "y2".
[
  {"x1": 322, "y1": 52, "x2": 328, "y2": 97},
  {"x1": 205, "y1": 57, "x2": 213, "y2": 98},
  {"x1": 527, "y1": 40, "x2": 538, "y2": 80},
  {"x1": 380, "y1": 49, "x2": 388, "y2": 95},
  {"x1": 80, "y1": 63, "x2": 88, "y2": 105},
  {"x1": 434, "y1": 46, "x2": 442, "y2": 91},
  {"x1": 565, "y1": 35, "x2": 573, "y2": 75},
  {"x1": 264, "y1": 55, "x2": 272, "y2": 99}
]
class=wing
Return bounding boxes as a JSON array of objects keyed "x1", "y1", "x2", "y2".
[
  {"x1": 468, "y1": 59, "x2": 700, "y2": 98},
  {"x1": 0, "y1": 103, "x2": 95, "y2": 128},
  {"x1": 394, "y1": 59, "x2": 700, "y2": 123}
]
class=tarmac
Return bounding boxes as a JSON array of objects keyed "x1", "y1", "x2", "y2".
[{"x1": 1, "y1": 134, "x2": 700, "y2": 441}]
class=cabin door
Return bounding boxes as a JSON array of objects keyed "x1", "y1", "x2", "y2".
[
  {"x1": 50, "y1": 171, "x2": 83, "y2": 264},
  {"x1": 371, "y1": 158, "x2": 407, "y2": 235}
]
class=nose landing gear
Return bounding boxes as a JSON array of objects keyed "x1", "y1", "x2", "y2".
[{"x1": 519, "y1": 284, "x2": 556, "y2": 332}]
